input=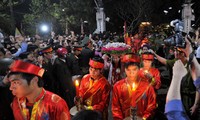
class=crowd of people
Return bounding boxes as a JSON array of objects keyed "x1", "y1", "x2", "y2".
[{"x1": 0, "y1": 27, "x2": 200, "y2": 120}]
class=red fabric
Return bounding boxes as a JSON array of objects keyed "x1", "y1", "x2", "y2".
[
  {"x1": 138, "y1": 67, "x2": 161, "y2": 90},
  {"x1": 111, "y1": 66, "x2": 122, "y2": 85},
  {"x1": 10, "y1": 60, "x2": 44, "y2": 78},
  {"x1": 121, "y1": 54, "x2": 140, "y2": 63},
  {"x1": 132, "y1": 39, "x2": 141, "y2": 53},
  {"x1": 11, "y1": 89, "x2": 71, "y2": 120},
  {"x1": 79, "y1": 74, "x2": 111, "y2": 112},
  {"x1": 89, "y1": 59, "x2": 104, "y2": 69},
  {"x1": 125, "y1": 37, "x2": 131, "y2": 46},
  {"x1": 142, "y1": 54, "x2": 154, "y2": 60},
  {"x1": 112, "y1": 79, "x2": 156, "y2": 119}
]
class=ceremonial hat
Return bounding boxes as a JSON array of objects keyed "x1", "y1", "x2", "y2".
[
  {"x1": 142, "y1": 52, "x2": 154, "y2": 60},
  {"x1": 121, "y1": 54, "x2": 140, "y2": 63},
  {"x1": 89, "y1": 59, "x2": 104, "y2": 69},
  {"x1": 9, "y1": 60, "x2": 44, "y2": 77}
]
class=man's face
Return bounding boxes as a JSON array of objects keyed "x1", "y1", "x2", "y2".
[
  {"x1": 44, "y1": 52, "x2": 53, "y2": 59},
  {"x1": 27, "y1": 53, "x2": 36, "y2": 62},
  {"x1": 112, "y1": 55, "x2": 120, "y2": 63},
  {"x1": 174, "y1": 49, "x2": 184, "y2": 59},
  {"x1": 9, "y1": 74, "x2": 33, "y2": 98},
  {"x1": 142, "y1": 46, "x2": 149, "y2": 53},
  {"x1": 125, "y1": 65, "x2": 139, "y2": 78},
  {"x1": 89, "y1": 66, "x2": 101, "y2": 79},
  {"x1": 74, "y1": 50, "x2": 81, "y2": 56},
  {"x1": 143, "y1": 60, "x2": 152, "y2": 68}
]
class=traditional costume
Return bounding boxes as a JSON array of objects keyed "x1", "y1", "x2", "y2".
[
  {"x1": 138, "y1": 53, "x2": 161, "y2": 90},
  {"x1": 112, "y1": 54, "x2": 157, "y2": 120},
  {"x1": 9, "y1": 60, "x2": 71, "y2": 120},
  {"x1": 78, "y1": 59, "x2": 111, "y2": 119},
  {"x1": 12, "y1": 89, "x2": 70, "y2": 120}
]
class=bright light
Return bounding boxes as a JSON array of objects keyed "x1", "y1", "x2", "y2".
[
  {"x1": 169, "y1": 7, "x2": 172, "y2": 10},
  {"x1": 62, "y1": 9, "x2": 65, "y2": 11},
  {"x1": 166, "y1": 25, "x2": 170, "y2": 28},
  {"x1": 41, "y1": 24, "x2": 49, "y2": 32},
  {"x1": 75, "y1": 80, "x2": 79, "y2": 86},
  {"x1": 105, "y1": 17, "x2": 110, "y2": 22},
  {"x1": 141, "y1": 22, "x2": 150, "y2": 25},
  {"x1": 132, "y1": 83, "x2": 136, "y2": 91},
  {"x1": 83, "y1": 21, "x2": 88, "y2": 23},
  {"x1": 164, "y1": 10, "x2": 168, "y2": 14},
  {"x1": 178, "y1": 10, "x2": 181, "y2": 13}
]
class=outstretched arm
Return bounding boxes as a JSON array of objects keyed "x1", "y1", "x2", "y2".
[{"x1": 150, "y1": 49, "x2": 167, "y2": 65}]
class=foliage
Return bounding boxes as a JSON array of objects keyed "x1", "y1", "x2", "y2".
[
  {"x1": 59, "y1": 0, "x2": 96, "y2": 33},
  {"x1": 23, "y1": 0, "x2": 62, "y2": 35},
  {"x1": 23, "y1": 0, "x2": 97, "y2": 35},
  {"x1": 106, "y1": 0, "x2": 154, "y2": 33},
  {"x1": 0, "y1": 0, "x2": 24, "y2": 34}
]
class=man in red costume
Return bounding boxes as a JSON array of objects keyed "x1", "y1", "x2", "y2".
[
  {"x1": 7, "y1": 60, "x2": 70, "y2": 120},
  {"x1": 112, "y1": 54, "x2": 157, "y2": 120},
  {"x1": 77, "y1": 57, "x2": 111, "y2": 119},
  {"x1": 138, "y1": 52, "x2": 161, "y2": 90}
]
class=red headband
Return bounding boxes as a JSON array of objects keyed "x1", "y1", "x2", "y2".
[
  {"x1": 9, "y1": 60, "x2": 44, "y2": 77},
  {"x1": 142, "y1": 54, "x2": 154, "y2": 60},
  {"x1": 89, "y1": 59, "x2": 104, "y2": 69},
  {"x1": 121, "y1": 54, "x2": 140, "y2": 63}
]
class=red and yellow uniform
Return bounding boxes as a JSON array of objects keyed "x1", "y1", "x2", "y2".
[
  {"x1": 112, "y1": 78, "x2": 157, "y2": 120},
  {"x1": 11, "y1": 89, "x2": 70, "y2": 120},
  {"x1": 139, "y1": 53, "x2": 161, "y2": 90},
  {"x1": 79, "y1": 74, "x2": 111, "y2": 112},
  {"x1": 138, "y1": 68, "x2": 161, "y2": 90}
]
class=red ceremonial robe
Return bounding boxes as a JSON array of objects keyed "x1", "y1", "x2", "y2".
[
  {"x1": 138, "y1": 67, "x2": 161, "y2": 90},
  {"x1": 11, "y1": 89, "x2": 71, "y2": 120},
  {"x1": 79, "y1": 74, "x2": 111, "y2": 113},
  {"x1": 112, "y1": 78, "x2": 156, "y2": 120}
]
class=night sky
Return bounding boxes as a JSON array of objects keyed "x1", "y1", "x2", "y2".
[{"x1": 8, "y1": 0, "x2": 200, "y2": 32}]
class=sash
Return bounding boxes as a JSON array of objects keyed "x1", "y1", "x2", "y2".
[{"x1": 82, "y1": 76, "x2": 105, "y2": 102}]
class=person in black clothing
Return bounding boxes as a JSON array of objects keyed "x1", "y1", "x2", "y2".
[
  {"x1": 38, "y1": 46, "x2": 56, "y2": 93},
  {"x1": 0, "y1": 57, "x2": 14, "y2": 120},
  {"x1": 68, "y1": 45, "x2": 82, "y2": 76},
  {"x1": 79, "y1": 39, "x2": 95, "y2": 75},
  {"x1": 53, "y1": 47, "x2": 75, "y2": 109}
]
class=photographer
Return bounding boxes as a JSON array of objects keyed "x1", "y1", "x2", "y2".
[
  {"x1": 151, "y1": 38, "x2": 200, "y2": 119},
  {"x1": 165, "y1": 37, "x2": 200, "y2": 120}
]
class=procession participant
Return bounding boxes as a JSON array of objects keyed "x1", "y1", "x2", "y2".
[
  {"x1": 112, "y1": 54, "x2": 156, "y2": 120},
  {"x1": 8, "y1": 60, "x2": 71, "y2": 120},
  {"x1": 75, "y1": 57, "x2": 111, "y2": 120},
  {"x1": 138, "y1": 52, "x2": 161, "y2": 90}
]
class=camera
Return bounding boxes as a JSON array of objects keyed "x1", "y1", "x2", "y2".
[{"x1": 164, "y1": 19, "x2": 186, "y2": 48}]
